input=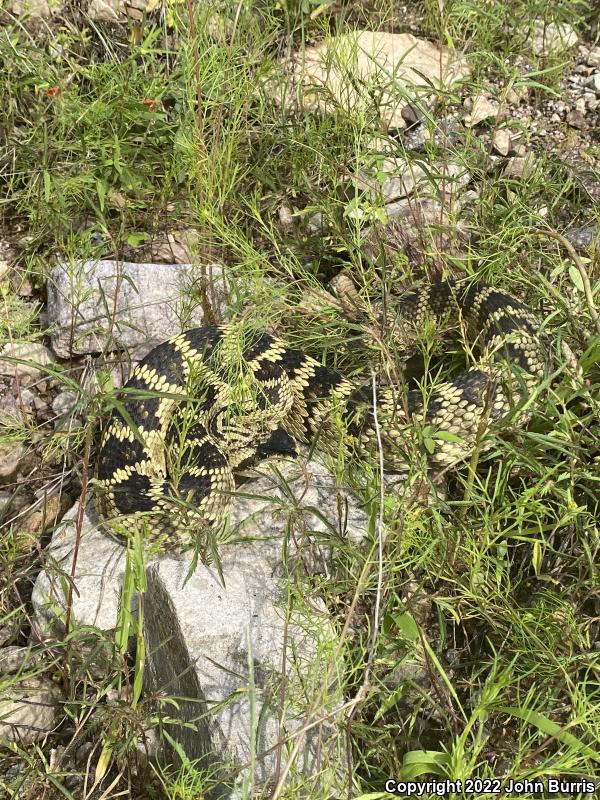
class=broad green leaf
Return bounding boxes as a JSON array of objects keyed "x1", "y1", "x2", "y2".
[
  {"x1": 393, "y1": 611, "x2": 420, "y2": 642},
  {"x1": 532, "y1": 540, "x2": 542, "y2": 576},
  {"x1": 126, "y1": 231, "x2": 150, "y2": 247},
  {"x1": 433, "y1": 430, "x2": 463, "y2": 443},
  {"x1": 499, "y1": 706, "x2": 600, "y2": 762},
  {"x1": 401, "y1": 749, "x2": 450, "y2": 778},
  {"x1": 424, "y1": 437, "x2": 436, "y2": 454},
  {"x1": 568, "y1": 265, "x2": 584, "y2": 293}
]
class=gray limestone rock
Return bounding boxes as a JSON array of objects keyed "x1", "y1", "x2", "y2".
[
  {"x1": 47, "y1": 260, "x2": 228, "y2": 358},
  {"x1": 32, "y1": 459, "x2": 366, "y2": 634},
  {"x1": 145, "y1": 555, "x2": 345, "y2": 798},
  {"x1": 0, "y1": 678, "x2": 62, "y2": 745},
  {"x1": 51, "y1": 390, "x2": 78, "y2": 417},
  {"x1": 32, "y1": 500, "x2": 127, "y2": 634},
  {"x1": 32, "y1": 458, "x2": 367, "y2": 795}
]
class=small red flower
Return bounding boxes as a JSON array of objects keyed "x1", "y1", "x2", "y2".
[
  {"x1": 142, "y1": 98, "x2": 158, "y2": 110},
  {"x1": 45, "y1": 86, "x2": 61, "y2": 97}
]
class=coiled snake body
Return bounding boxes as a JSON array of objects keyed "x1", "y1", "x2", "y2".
[{"x1": 96, "y1": 281, "x2": 545, "y2": 542}]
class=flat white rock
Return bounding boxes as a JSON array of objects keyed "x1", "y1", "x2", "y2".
[{"x1": 277, "y1": 31, "x2": 469, "y2": 129}]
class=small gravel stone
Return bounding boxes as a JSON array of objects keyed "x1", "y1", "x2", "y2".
[
  {"x1": 506, "y1": 86, "x2": 528, "y2": 105},
  {"x1": 573, "y1": 63, "x2": 591, "y2": 75},
  {"x1": 149, "y1": 229, "x2": 201, "y2": 265},
  {"x1": 277, "y1": 205, "x2": 294, "y2": 232},
  {"x1": 0, "y1": 491, "x2": 12, "y2": 516},
  {"x1": 17, "y1": 277, "x2": 34, "y2": 298},
  {"x1": 401, "y1": 103, "x2": 424, "y2": 127},
  {"x1": 464, "y1": 94, "x2": 500, "y2": 127},
  {"x1": 307, "y1": 211, "x2": 326, "y2": 233},
  {"x1": 64, "y1": 775, "x2": 84, "y2": 793},
  {"x1": 461, "y1": 189, "x2": 480, "y2": 205},
  {"x1": 588, "y1": 47, "x2": 600, "y2": 68},
  {"x1": 0, "y1": 388, "x2": 36, "y2": 425},
  {"x1": 2, "y1": 764, "x2": 21, "y2": 781},
  {"x1": 20, "y1": 493, "x2": 72, "y2": 539},
  {"x1": 566, "y1": 110, "x2": 587, "y2": 130},
  {"x1": 403, "y1": 124, "x2": 430, "y2": 149},
  {"x1": 584, "y1": 92, "x2": 599, "y2": 110},
  {"x1": 531, "y1": 21, "x2": 578, "y2": 56},
  {"x1": 492, "y1": 129, "x2": 511, "y2": 156},
  {"x1": 584, "y1": 73, "x2": 600, "y2": 94},
  {"x1": 54, "y1": 416, "x2": 83, "y2": 433},
  {"x1": 504, "y1": 154, "x2": 537, "y2": 179},
  {"x1": 88, "y1": 0, "x2": 121, "y2": 21},
  {"x1": 0, "y1": 442, "x2": 27, "y2": 483},
  {"x1": 0, "y1": 343, "x2": 56, "y2": 387},
  {"x1": 0, "y1": 489, "x2": 30, "y2": 523},
  {"x1": 0, "y1": 646, "x2": 37, "y2": 674},
  {"x1": 51, "y1": 391, "x2": 78, "y2": 417},
  {"x1": 8, "y1": 0, "x2": 53, "y2": 17},
  {"x1": 75, "y1": 742, "x2": 94, "y2": 766}
]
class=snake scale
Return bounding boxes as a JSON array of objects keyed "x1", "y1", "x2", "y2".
[{"x1": 96, "y1": 280, "x2": 545, "y2": 542}]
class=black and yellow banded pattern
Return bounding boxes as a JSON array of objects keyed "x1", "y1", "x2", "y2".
[{"x1": 96, "y1": 281, "x2": 546, "y2": 542}]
